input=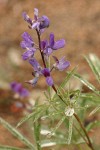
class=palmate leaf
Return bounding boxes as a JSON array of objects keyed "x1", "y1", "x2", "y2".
[
  {"x1": 0, "y1": 145, "x2": 28, "y2": 150},
  {"x1": 84, "y1": 54, "x2": 100, "y2": 83},
  {"x1": 74, "y1": 73, "x2": 100, "y2": 96},
  {"x1": 0, "y1": 117, "x2": 36, "y2": 150}
]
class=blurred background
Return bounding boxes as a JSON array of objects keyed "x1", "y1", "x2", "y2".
[{"x1": 0, "y1": 0, "x2": 100, "y2": 149}]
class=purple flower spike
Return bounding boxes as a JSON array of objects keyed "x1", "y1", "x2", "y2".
[
  {"x1": 46, "y1": 77, "x2": 54, "y2": 86},
  {"x1": 42, "y1": 68, "x2": 54, "y2": 86},
  {"x1": 10, "y1": 82, "x2": 29, "y2": 98},
  {"x1": 53, "y1": 56, "x2": 70, "y2": 71},
  {"x1": 22, "y1": 8, "x2": 50, "y2": 32},
  {"x1": 49, "y1": 33, "x2": 65, "y2": 50}
]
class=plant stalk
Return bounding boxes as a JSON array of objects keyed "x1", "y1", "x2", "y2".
[
  {"x1": 36, "y1": 28, "x2": 94, "y2": 150},
  {"x1": 74, "y1": 113, "x2": 94, "y2": 150},
  {"x1": 52, "y1": 85, "x2": 95, "y2": 150},
  {"x1": 36, "y1": 29, "x2": 46, "y2": 68}
]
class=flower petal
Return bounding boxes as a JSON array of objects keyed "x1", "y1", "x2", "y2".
[
  {"x1": 10, "y1": 82, "x2": 29, "y2": 98},
  {"x1": 20, "y1": 88, "x2": 29, "y2": 97},
  {"x1": 56, "y1": 60, "x2": 70, "y2": 71},
  {"x1": 39, "y1": 15, "x2": 50, "y2": 29},
  {"x1": 46, "y1": 76, "x2": 53, "y2": 86},
  {"x1": 41, "y1": 40, "x2": 48, "y2": 50},
  {"x1": 42, "y1": 68, "x2": 50, "y2": 77},
  {"x1": 34, "y1": 8, "x2": 38, "y2": 20},
  {"x1": 32, "y1": 22, "x2": 40, "y2": 29},
  {"x1": 29, "y1": 58, "x2": 42, "y2": 73},
  {"x1": 44, "y1": 47, "x2": 52, "y2": 56},
  {"x1": 22, "y1": 49, "x2": 35, "y2": 60},
  {"x1": 49, "y1": 33, "x2": 55, "y2": 47},
  {"x1": 53, "y1": 56, "x2": 70, "y2": 71},
  {"x1": 22, "y1": 32, "x2": 33, "y2": 42},
  {"x1": 26, "y1": 77, "x2": 39, "y2": 87},
  {"x1": 53, "y1": 39, "x2": 65, "y2": 50},
  {"x1": 22, "y1": 12, "x2": 32, "y2": 25}
]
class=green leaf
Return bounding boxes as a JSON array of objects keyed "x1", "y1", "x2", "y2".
[
  {"x1": 34, "y1": 121, "x2": 41, "y2": 150},
  {"x1": 17, "y1": 111, "x2": 36, "y2": 128},
  {"x1": 89, "y1": 105, "x2": 100, "y2": 116},
  {"x1": 81, "y1": 93, "x2": 100, "y2": 104},
  {"x1": 85, "y1": 54, "x2": 100, "y2": 83},
  {"x1": 60, "y1": 67, "x2": 77, "y2": 88},
  {"x1": 86, "y1": 120, "x2": 100, "y2": 131},
  {"x1": 0, "y1": 145, "x2": 28, "y2": 150},
  {"x1": 74, "y1": 73, "x2": 100, "y2": 96},
  {"x1": 0, "y1": 117, "x2": 36, "y2": 150},
  {"x1": 17, "y1": 104, "x2": 47, "y2": 127},
  {"x1": 67, "y1": 116, "x2": 73, "y2": 144},
  {"x1": 41, "y1": 140, "x2": 57, "y2": 148},
  {"x1": 52, "y1": 67, "x2": 77, "y2": 101},
  {"x1": 50, "y1": 116, "x2": 66, "y2": 136}
]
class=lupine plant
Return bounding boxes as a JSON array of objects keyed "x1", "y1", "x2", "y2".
[{"x1": 0, "y1": 8, "x2": 100, "y2": 150}]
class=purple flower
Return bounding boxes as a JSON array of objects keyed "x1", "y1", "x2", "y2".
[
  {"x1": 10, "y1": 82, "x2": 29, "y2": 98},
  {"x1": 43, "y1": 33, "x2": 65, "y2": 56},
  {"x1": 22, "y1": 48, "x2": 36, "y2": 60},
  {"x1": 26, "y1": 58, "x2": 42, "y2": 87},
  {"x1": 42, "y1": 68, "x2": 54, "y2": 86},
  {"x1": 20, "y1": 32, "x2": 36, "y2": 60},
  {"x1": 25, "y1": 74, "x2": 39, "y2": 87},
  {"x1": 53, "y1": 56, "x2": 70, "y2": 71},
  {"x1": 49, "y1": 33, "x2": 65, "y2": 50},
  {"x1": 20, "y1": 32, "x2": 34, "y2": 49},
  {"x1": 29, "y1": 58, "x2": 42, "y2": 74},
  {"x1": 22, "y1": 8, "x2": 50, "y2": 31},
  {"x1": 38, "y1": 15, "x2": 50, "y2": 29},
  {"x1": 22, "y1": 12, "x2": 33, "y2": 26}
]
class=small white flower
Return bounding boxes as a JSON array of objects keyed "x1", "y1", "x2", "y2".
[{"x1": 65, "y1": 107, "x2": 74, "y2": 116}]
